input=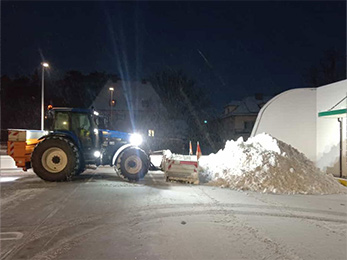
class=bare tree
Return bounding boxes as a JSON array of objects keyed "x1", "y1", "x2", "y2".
[
  {"x1": 304, "y1": 49, "x2": 346, "y2": 87},
  {"x1": 149, "y1": 69, "x2": 220, "y2": 152}
]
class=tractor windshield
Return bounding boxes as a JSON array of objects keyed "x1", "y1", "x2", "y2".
[{"x1": 54, "y1": 112, "x2": 70, "y2": 131}]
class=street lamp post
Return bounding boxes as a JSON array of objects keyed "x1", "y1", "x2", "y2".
[
  {"x1": 41, "y1": 62, "x2": 49, "y2": 131},
  {"x1": 109, "y1": 87, "x2": 114, "y2": 128}
]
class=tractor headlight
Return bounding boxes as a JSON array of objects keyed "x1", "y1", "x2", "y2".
[
  {"x1": 130, "y1": 133, "x2": 143, "y2": 146},
  {"x1": 93, "y1": 151, "x2": 101, "y2": 158}
]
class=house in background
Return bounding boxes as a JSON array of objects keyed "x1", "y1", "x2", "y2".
[
  {"x1": 220, "y1": 94, "x2": 272, "y2": 142},
  {"x1": 91, "y1": 79, "x2": 165, "y2": 135},
  {"x1": 91, "y1": 80, "x2": 188, "y2": 153}
]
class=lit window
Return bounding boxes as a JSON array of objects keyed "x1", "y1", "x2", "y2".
[{"x1": 148, "y1": 129, "x2": 155, "y2": 137}]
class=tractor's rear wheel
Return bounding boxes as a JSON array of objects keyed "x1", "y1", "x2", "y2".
[
  {"x1": 32, "y1": 136, "x2": 80, "y2": 181},
  {"x1": 75, "y1": 157, "x2": 85, "y2": 176},
  {"x1": 119, "y1": 148, "x2": 149, "y2": 181}
]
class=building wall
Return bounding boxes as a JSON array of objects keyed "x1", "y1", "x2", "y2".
[
  {"x1": 251, "y1": 88, "x2": 317, "y2": 162},
  {"x1": 221, "y1": 115, "x2": 257, "y2": 141},
  {"x1": 234, "y1": 115, "x2": 257, "y2": 132},
  {"x1": 316, "y1": 80, "x2": 347, "y2": 176}
]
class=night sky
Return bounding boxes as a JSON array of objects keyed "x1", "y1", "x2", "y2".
[{"x1": 2, "y1": 1, "x2": 346, "y2": 109}]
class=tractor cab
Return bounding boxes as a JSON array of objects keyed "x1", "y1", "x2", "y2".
[{"x1": 46, "y1": 107, "x2": 100, "y2": 164}]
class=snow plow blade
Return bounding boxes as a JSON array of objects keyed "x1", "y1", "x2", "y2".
[{"x1": 164, "y1": 156, "x2": 199, "y2": 184}]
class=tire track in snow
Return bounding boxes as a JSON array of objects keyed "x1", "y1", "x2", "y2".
[
  {"x1": 1, "y1": 188, "x2": 47, "y2": 212},
  {"x1": 195, "y1": 187, "x2": 303, "y2": 260},
  {"x1": 1, "y1": 172, "x2": 97, "y2": 260},
  {"x1": 31, "y1": 225, "x2": 103, "y2": 260},
  {"x1": 246, "y1": 192, "x2": 347, "y2": 237},
  {"x1": 2, "y1": 200, "x2": 345, "y2": 259}
]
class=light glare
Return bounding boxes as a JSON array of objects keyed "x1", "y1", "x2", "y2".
[{"x1": 130, "y1": 133, "x2": 143, "y2": 146}]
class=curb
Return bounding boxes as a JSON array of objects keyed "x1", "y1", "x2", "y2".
[{"x1": 335, "y1": 178, "x2": 347, "y2": 186}]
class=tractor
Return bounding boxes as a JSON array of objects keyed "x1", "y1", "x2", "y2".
[{"x1": 8, "y1": 107, "x2": 150, "y2": 182}]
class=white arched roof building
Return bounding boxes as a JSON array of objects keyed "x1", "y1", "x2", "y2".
[{"x1": 252, "y1": 80, "x2": 347, "y2": 177}]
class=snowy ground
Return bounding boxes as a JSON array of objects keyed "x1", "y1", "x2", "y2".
[{"x1": 1, "y1": 167, "x2": 347, "y2": 260}]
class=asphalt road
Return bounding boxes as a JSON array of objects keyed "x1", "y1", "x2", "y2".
[{"x1": 1, "y1": 167, "x2": 347, "y2": 260}]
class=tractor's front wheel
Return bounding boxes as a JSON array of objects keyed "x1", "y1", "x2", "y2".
[
  {"x1": 31, "y1": 136, "x2": 80, "y2": 181},
  {"x1": 119, "y1": 148, "x2": 149, "y2": 181}
]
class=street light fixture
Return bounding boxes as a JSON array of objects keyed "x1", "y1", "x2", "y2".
[
  {"x1": 109, "y1": 87, "x2": 114, "y2": 128},
  {"x1": 41, "y1": 62, "x2": 49, "y2": 130}
]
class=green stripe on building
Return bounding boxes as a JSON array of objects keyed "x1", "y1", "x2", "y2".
[{"x1": 318, "y1": 108, "x2": 347, "y2": 117}]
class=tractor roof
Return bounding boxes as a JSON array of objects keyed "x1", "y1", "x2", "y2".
[{"x1": 52, "y1": 107, "x2": 92, "y2": 114}]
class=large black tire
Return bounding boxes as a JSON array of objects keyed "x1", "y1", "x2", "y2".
[
  {"x1": 31, "y1": 136, "x2": 80, "y2": 181},
  {"x1": 119, "y1": 147, "x2": 149, "y2": 181},
  {"x1": 75, "y1": 157, "x2": 85, "y2": 176}
]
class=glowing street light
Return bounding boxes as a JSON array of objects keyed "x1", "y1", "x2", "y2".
[
  {"x1": 41, "y1": 62, "x2": 49, "y2": 130},
  {"x1": 109, "y1": 87, "x2": 114, "y2": 128}
]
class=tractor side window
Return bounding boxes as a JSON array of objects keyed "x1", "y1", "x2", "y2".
[
  {"x1": 95, "y1": 116, "x2": 107, "y2": 129},
  {"x1": 54, "y1": 112, "x2": 69, "y2": 130},
  {"x1": 71, "y1": 113, "x2": 92, "y2": 148}
]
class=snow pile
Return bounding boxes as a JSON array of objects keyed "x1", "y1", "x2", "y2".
[{"x1": 199, "y1": 133, "x2": 346, "y2": 194}]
